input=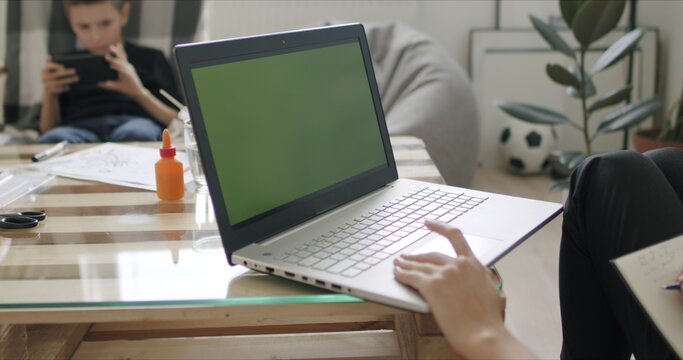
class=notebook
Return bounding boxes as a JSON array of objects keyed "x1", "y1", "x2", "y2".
[
  {"x1": 174, "y1": 23, "x2": 562, "y2": 312},
  {"x1": 611, "y1": 234, "x2": 683, "y2": 357}
]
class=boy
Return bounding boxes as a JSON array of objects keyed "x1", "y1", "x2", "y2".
[{"x1": 37, "y1": 0, "x2": 179, "y2": 143}]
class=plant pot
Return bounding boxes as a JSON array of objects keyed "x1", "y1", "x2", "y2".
[{"x1": 633, "y1": 129, "x2": 683, "y2": 153}]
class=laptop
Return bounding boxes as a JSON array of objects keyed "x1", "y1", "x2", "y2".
[{"x1": 174, "y1": 23, "x2": 562, "y2": 313}]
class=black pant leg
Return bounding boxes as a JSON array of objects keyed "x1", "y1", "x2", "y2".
[
  {"x1": 646, "y1": 147, "x2": 683, "y2": 203},
  {"x1": 559, "y1": 149, "x2": 683, "y2": 359}
]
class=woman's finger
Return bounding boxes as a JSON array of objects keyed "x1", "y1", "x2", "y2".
[
  {"x1": 393, "y1": 266, "x2": 426, "y2": 289},
  {"x1": 425, "y1": 220, "x2": 473, "y2": 258},
  {"x1": 399, "y1": 251, "x2": 452, "y2": 265},
  {"x1": 394, "y1": 256, "x2": 440, "y2": 274}
]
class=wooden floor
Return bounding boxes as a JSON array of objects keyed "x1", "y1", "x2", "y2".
[{"x1": 471, "y1": 166, "x2": 566, "y2": 359}]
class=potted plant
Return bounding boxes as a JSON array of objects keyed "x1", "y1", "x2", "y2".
[
  {"x1": 495, "y1": 0, "x2": 663, "y2": 189},
  {"x1": 633, "y1": 82, "x2": 683, "y2": 152}
]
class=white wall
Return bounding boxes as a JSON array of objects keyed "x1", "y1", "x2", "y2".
[
  {"x1": 638, "y1": 0, "x2": 683, "y2": 116},
  {"x1": 500, "y1": 0, "x2": 568, "y2": 27},
  {"x1": 0, "y1": 0, "x2": 6, "y2": 125},
  {"x1": 204, "y1": 0, "x2": 632, "y2": 78},
  {"x1": 0, "y1": 1, "x2": 5, "y2": 64},
  {"x1": 204, "y1": 0, "x2": 495, "y2": 72}
]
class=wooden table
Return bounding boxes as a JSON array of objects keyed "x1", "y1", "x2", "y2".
[{"x1": 0, "y1": 137, "x2": 456, "y2": 359}]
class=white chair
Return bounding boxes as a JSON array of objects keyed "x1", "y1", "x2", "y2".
[{"x1": 365, "y1": 22, "x2": 480, "y2": 186}]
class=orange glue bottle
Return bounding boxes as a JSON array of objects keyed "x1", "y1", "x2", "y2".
[{"x1": 155, "y1": 129, "x2": 184, "y2": 200}]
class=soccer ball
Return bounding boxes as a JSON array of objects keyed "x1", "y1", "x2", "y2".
[{"x1": 498, "y1": 119, "x2": 557, "y2": 174}]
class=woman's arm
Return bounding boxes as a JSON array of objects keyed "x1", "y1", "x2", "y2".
[{"x1": 394, "y1": 220, "x2": 535, "y2": 359}]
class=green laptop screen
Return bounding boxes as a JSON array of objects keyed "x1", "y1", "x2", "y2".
[{"x1": 191, "y1": 41, "x2": 387, "y2": 225}]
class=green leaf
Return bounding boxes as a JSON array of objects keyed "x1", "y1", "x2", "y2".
[
  {"x1": 587, "y1": 86, "x2": 632, "y2": 113},
  {"x1": 596, "y1": 96, "x2": 664, "y2": 134},
  {"x1": 549, "y1": 150, "x2": 586, "y2": 178},
  {"x1": 560, "y1": 0, "x2": 588, "y2": 27},
  {"x1": 558, "y1": 151, "x2": 586, "y2": 169},
  {"x1": 566, "y1": 66, "x2": 596, "y2": 98},
  {"x1": 529, "y1": 15, "x2": 575, "y2": 58},
  {"x1": 560, "y1": 0, "x2": 586, "y2": 28},
  {"x1": 572, "y1": 0, "x2": 626, "y2": 49},
  {"x1": 549, "y1": 178, "x2": 571, "y2": 191},
  {"x1": 546, "y1": 64, "x2": 581, "y2": 89},
  {"x1": 592, "y1": 28, "x2": 646, "y2": 75},
  {"x1": 496, "y1": 100, "x2": 570, "y2": 125}
]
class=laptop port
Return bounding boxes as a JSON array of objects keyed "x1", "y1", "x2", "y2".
[
  {"x1": 284, "y1": 271, "x2": 295, "y2": 278},
  {"x1": 265, "y1": 267, "x2": 274, "y2": 273},
  {"x1": 315, "y1": 280, "x2": 325, "y2": 286},
  {"x1": 331, "y1": 284, "x2": 341, "y2": 290},
  {"x1": 302, "y1": 276, "x2": 309, "y2": 281}
]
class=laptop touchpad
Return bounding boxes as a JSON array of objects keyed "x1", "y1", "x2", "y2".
[{"x1": 409, "y1": 233, "x2": 501, "y2": 261}]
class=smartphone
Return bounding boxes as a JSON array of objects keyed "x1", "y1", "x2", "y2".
[{"x1": 52, "y1": 53, "x2": 118, "y2": 85}]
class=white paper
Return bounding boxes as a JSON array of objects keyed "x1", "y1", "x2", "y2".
[
  {"x1": 38, "y1": 143, "x2": 192, "y2": 191},
  {"x1": 611, "y1": 234, "x2": 683, "y2": 357}
]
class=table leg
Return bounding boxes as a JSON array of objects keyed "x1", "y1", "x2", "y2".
[
  {"x1": 1, "y1": 323, "x2": 90, "y2": 360},
  {"x1": 394, "y1": 313, "x2": 460, "y2": 359},
  {"x1": 1, "y1": 324, "x2": 28, "y2": 360}
]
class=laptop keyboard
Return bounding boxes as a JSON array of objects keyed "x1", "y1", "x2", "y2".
[{"x1": 276, "y1": 186, "x2": 488, "y2": 278}]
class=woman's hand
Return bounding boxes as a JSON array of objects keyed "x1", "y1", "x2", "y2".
[
  {"x1": 42, "y1": 58, "x2": 78, "y2": 95},
  {"x1": 394, "y1": 220, "x2": 533, "y2": 359},
  {"x1": 99, "y1": 42, "x2": 146, "y2": 99},
  {"x1": 677, "y1": 268, "x2": 683, "y2": 302}
]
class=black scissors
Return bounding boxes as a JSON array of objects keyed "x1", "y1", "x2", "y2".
[{"x1": 0, "y1": 211, "x2": 47, "y2": 229}]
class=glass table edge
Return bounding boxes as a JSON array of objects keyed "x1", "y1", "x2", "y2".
[{"x1": 0, "y1": 293, "x2": 363, "y2": 310}]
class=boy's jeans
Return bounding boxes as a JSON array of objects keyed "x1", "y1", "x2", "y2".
[{"x1": 37, "y1": 115, "x2": 163, "y2": 143}]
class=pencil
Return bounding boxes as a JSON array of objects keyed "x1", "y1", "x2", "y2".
[{"x1": 159, "y1": 89, "x2": 184, "y2": 110}]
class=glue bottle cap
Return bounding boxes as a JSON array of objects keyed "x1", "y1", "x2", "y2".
[{"x1": 160, "y1": 129, "x2": 176, "y2": 158}]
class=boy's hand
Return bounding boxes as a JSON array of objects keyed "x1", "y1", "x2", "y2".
[
  {"x1": 99, "y1": 43, "x2": 146, "y2": 99},
  {"x1": 42, "y1": 58, "x2": 78, "y2": 95}
]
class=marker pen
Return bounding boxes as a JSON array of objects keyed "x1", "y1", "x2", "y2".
[{"x1": 32, "y1": 140, "x2": 69, "y2": 162}]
